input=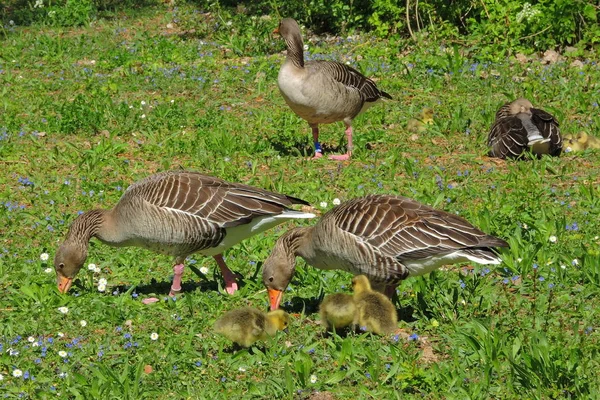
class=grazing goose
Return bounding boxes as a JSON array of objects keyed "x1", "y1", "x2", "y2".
[
  {"x1": 487, "y1": 98, "x2": 562, "y2": 159},
  {"x1": 213, "y1": 307, "x2": 290, "y2": 347},
  {"x1": 319, "y1": 293, "x2": 356, "y2": 332},
  {"x1": 352, "y1": 275, "x2": 397, "y2": 335},
  {"x1": 262, "y1": 194, "x2": 508, "y2": 310},
  {"x1": 54, "y1": 171, "x2": 315, "y2": 300},
  {"x1": 274, "y1": 18, "x2": 392, "y2": 161}
]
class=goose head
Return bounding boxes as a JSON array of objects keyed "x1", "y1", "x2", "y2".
[
  {"x1": 508, "y1": 98, "x2": 534, "y2": 115},
  {"x1": 54, "y1": 241, "x2": 87, "y2": 293},
  {"x1": 351, "y1": 275, "x2": 372, "y2": 295}
]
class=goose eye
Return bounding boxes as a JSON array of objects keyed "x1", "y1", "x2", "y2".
[
  {"x1": 268, "y1": 276, "x2": 274, "y2": 282},
  {"x1": 58, "y1": 263, "x2": 65, "y2": 270}
]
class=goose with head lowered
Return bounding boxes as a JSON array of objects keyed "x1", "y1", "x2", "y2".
[
  {"x1": 274, "y1": 18, "x2": 392, "y2": 161},
  {"x1": 54, "y1": 171, "x2": 315, "y2": 301},
  {"x1": 487, "y1": 98, "x2": 562, "y2": 159},
  {"x1": 262, "y1": 194, "x2": 508, "y2": 310}
]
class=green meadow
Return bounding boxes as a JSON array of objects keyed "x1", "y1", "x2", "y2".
[{"x1": 1, "y1": 2, "x2": 600, "y2": 398}]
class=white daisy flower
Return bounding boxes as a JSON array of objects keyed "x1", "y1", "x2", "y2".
[
  {"x1": 44, "y1": 267, "x2": 53, "y2": 274},
  {"x1": 572, "y1": 259, "x2": 579, "y2": 266},
  {"x1": 9, "y1": 348, "x2": 19, "y2": 356},
  {"x1": 332, "y1": 198, "x2": 341, "y2": 206},
  {"x1": 560, "y1": 264, "x2": 567, "y2": 270},
  {"x1": 57, "y1": 332, "x2": 64, "y2": 338},
  {"x1": 548, "y1": 235, "x2": 557, "y2": 243},
  {"x1": 40, "y1": 253, "x2": 49, "y2": 262},
  {"x1": 199, "y1": 266, "x2": 209, "y2": 275},
  {"x1": 12, "y1": 369, "x2": 22, "y2": 378},
  {"x1": 238, "y1": 366, "x2": 246, "y2": 372},
  {"x1": 28, "y1": 336, "x2": 35, "y2": 343},
  {"x1": 87, "y1": 263, "x2": 96, "y2": 271},
  {"x1": 98, "y1": 278, "x2": 108, "y2": 286},
  {"x1": 58, "y1": 307, "x2": 69, "y2": 314},
  {"x1": 310, "y1": 374, "x2": 317, "y2": 383},
  {"x1": 0, "y1": 373, "x2": 3, "y2": 380},
  {"x1": 150, "y1": 332, "x2": 159, "y2": 341},
  {"x1": 98, "y1": 283, "x2": 106, "y2": 292},
  {"x1": 80, "y1": 320, "x2": 87, "y2": 327},
  {"x1": 58, "y1": 350, "x2": 67, "y2": 358},
  {"x1": 141, "y1": 100, "x2": 146, "y2": 105},
  {"x1": 94, "y1": 266, "x2": 101, "y2": 273},
  {"x1": 140, "y1": 114, "x2": 146, "y2": 119},
  {"x1": 319, "y1": 201, "x2": 327, "y2": 208}
]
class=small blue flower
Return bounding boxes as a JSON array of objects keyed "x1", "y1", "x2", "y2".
[
  {"x1": 409, "y1": 333, "x2": 419, "y2": 341},
  {"x1": 195, "y1": 361, "x2": 202, "y2": 367},
  {"x1": 538, "y1": 276, "x2": 545, "y2": 282},
  {"x1": 124, "y1": 333, "x2": 132, "y2": 339},
  {"x1": 365, "y1": 372, "x2": 371, "y2": 379}
]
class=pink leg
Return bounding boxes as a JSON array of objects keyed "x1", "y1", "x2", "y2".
[
  {"x1": 328, "y1": 125, "x2": 353, "y2": 161},
  {"x1": 311, "y1": 126, "x2": 323, "y2": 159},
  {"x1": 214, "y1": 254, "x2": 238, "y2": 295},
  {"x1": 168, "y1": 263, "x2": 185, "y2": 297}
]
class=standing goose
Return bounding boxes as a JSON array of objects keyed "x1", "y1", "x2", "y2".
[
  {"x1": 54, "y1": 171, "x2": 315, "y2": 300},
  {"x1": 487, "y1": 98, "x2": 562, "y2": 159},
  {"x1": 262, "y1": 195, "x2": 508, "y2": 310},
  {"x1": 274, "y1": 18, "x2": 392, "y2": 161}
]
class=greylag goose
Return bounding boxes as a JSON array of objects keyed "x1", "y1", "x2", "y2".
[
  {"x1": 262, "y1": 194, "x2": 508, "y2": 310},
  {"x1": 213, "y1": 307, "x2": 290, "y2": 347},
  {"x1": 352, "y1": 275, "x2": 397, "y2": 335},
  {"x1": 487, "y1": 98, "x2": 562, "y2": 159},
  {"x1": 54, "y1": 171, "x2": 315, "y2": 300},
  {"x1": 274, "y1": 18, "x2": 392, "y2": 161},
  {"x1": 319, "y1": 293, "x2": 356, "y2": 331}
]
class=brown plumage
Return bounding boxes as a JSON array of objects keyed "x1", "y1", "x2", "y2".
[
  {"x1": 352, "y1": 275, "x2": 397, "y2": 335},
  {"x1": 487, "y1": 98, "x2": 562, "y2": 159},
  {"x1": 275, "y1": 18, "x2": 392, "y2": 161},
  {"x1": 263, "y1": 194, "x2": 508, "y2": 310},
  {"x1": 213, "y1": 307, "x2": 290, "y2": 347},
  {"x1": 54, "y1": 171, "x2": 315, "y2": 298},
  {"x1": 319, "y1": 293, "x2": 356, "y2": 331}
]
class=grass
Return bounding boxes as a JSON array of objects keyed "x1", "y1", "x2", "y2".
[{"x1": 1, "y1": 3, "x2": 600, "y2": 399}]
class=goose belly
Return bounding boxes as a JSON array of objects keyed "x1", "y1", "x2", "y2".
[
  {"x1": 277, "y1": 67, "x2": 358, "y2": 124},
  {"x1": 403, "y1": 251, "x2": 500, "y2": 277},
  {"x1": 199, "y1": 214, "x2": 305, "y2": 256}
]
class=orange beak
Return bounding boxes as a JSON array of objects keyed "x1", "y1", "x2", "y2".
[
  {"x1": 57, "y1": 276, "x2": 73, "y2": 294},
  {"x1": 272, "y1": 26, "x2": 279, "y2": 34},
  {"x1": 268, "y1": 288, "x2": 283, "y2": 310}
]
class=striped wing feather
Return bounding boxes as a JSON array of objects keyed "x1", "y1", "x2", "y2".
[
  {"x1": 329, "y1": 195, "x2": 506, "y2": 262},
  {"x1": 123, "y1": 171, "x2": 306, "y2": 228},
  {"x1": 307, "y1": 60, "x2": 392, "y2": 102}
]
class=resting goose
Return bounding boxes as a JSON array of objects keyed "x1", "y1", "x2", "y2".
[
  {"x1": 563, "y1": 132, "x2": 600, "y2": 153},
  {"x1": 274, "y1": 18, "x2": 392, "y2": 161},
  {"x1": 352, "y1": 275, "x2": 397, "y2": 335},
  {"x1": 262, "y1": 194, "x2": 508, "y2": 310},
  {"x1": 213, "y1": 307, "x2": 290, "y2": 347},
  {"x1": 487, "y1": 98, "x2": 562, "y2": 159},
  {"x1": 54, "y1": 171, "x2": 315, "y2": 300}
]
